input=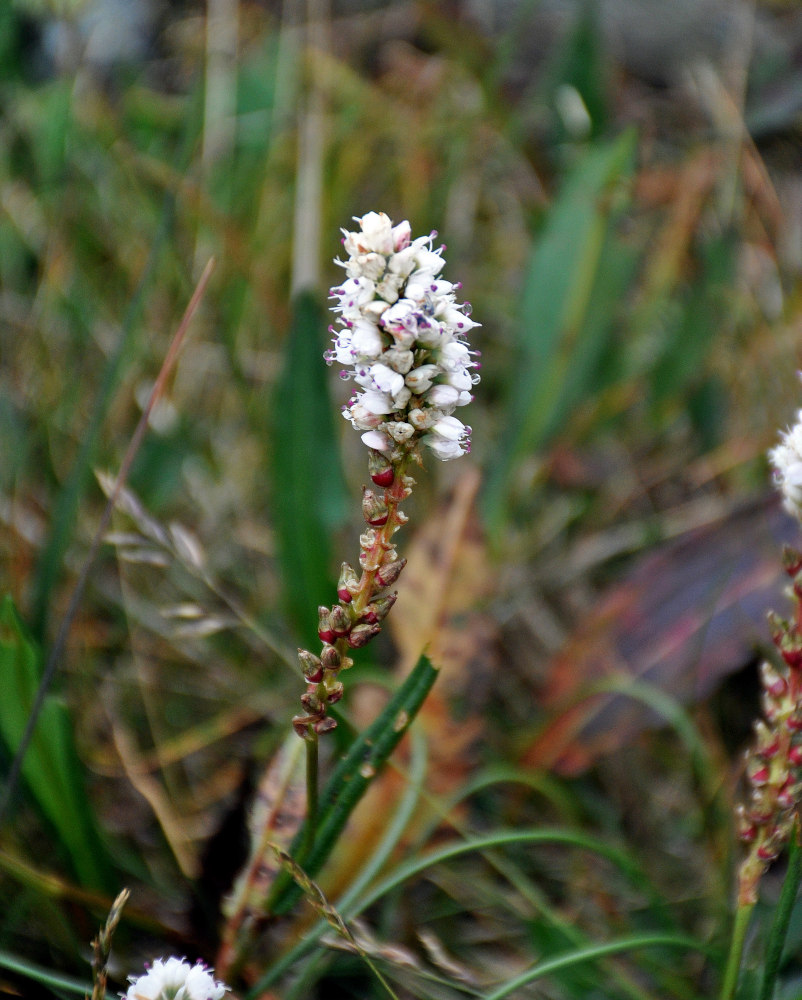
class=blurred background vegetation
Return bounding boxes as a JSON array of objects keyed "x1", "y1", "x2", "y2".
[{"x1": 3, "y1": 0, "x2": 802, "y2": 997}]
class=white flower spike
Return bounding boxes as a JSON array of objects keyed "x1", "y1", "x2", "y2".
[
  {"x1": 770, "y1": 399, "x2": 802, "y2": 521},
  {"x1": 121, "y1": 957, "x2": 229, "y2": 1000},
  {"x1": 326, "y1": 212, "x2": 480, "y2": 460}
]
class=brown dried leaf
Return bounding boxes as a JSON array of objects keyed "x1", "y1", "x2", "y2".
[{"x1": 523, "y1": 494, "x2": 798, "y2": 774}]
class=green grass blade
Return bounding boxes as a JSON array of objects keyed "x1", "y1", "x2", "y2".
[
  {"x1": 758, "y1": 825, "x2": 802, "y2": 1000},
  {"x1": 481, "y1": 933, "x2": 711, "y2": 1000},
  {"x1": 0, "y1": 595, "x2": 113, "y2": 891},
  {"x1": 271, "y1": 290, "x2": 348, "y2": 646},
  {"x1": 268, "y1": 654, "x2": 438, "y2": 915},
  {"x1": 335, "y1": 726, "x2": 428, "y2": 912},
  {"x1": 481, "y1": 129, "x2": 636, "y2": 537},
  {"x1": 29, "y1": 83, "x2": 203, "y2": 643},
  {"x1": 0, "y1": 950, "x2": 90, "y2": 997},
  {"x1": 250, "y1": 825, "x2": 668, "y2": 996}
]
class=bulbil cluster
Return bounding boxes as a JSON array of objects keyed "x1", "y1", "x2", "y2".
[
  {"x1": 292, "y1": 450, "x2": 411, "y2": 739},
  {"x1": 737, "y1": 553, "x2": 802, "y2": 903}
]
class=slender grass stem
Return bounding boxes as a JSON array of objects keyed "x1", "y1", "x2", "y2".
[
  {"x1": 302, "y1": 730, "x2": 320, "y2": 862},
  {"x1": 719, "y1": 901, "x2": 755, "y2": 1000}
]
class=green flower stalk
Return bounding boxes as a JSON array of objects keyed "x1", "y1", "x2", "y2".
[{"x1": 291, "y1": 212, "x2": 480, "y2": 740}]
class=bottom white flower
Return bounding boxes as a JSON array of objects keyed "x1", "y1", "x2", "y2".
[{"x1": 122, "y1": 957, "x2": 229, "y2": 1000}]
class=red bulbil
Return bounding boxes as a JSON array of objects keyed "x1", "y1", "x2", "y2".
[
  {"x1": 371, "y1": 468, "x2": 394, "y2": 488},
  {"x1": 781, "y1": 647, "x2": 802, "y2": 671},
  {"x1": 318, "y1": 607, "x2": 336, "y2": 644},
  {"x1": 337, "y1": 587, "x2": 353, "y2": 602}
]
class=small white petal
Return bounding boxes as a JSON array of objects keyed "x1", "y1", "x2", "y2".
[
  {"x1": 362, "y1": 430, "x2": 393, "y2": 452},
  {"x1": 369, "y1": 363, "x2": 405, "y2": 397},
  {"x1": 431, "y1": 415, "x2": 466, "y2": 441},
  {"x1": 406, "y1": 364, "x2": 439, "y2": 393},
  {"x1": 358, "y1": 390, "x2": 395, "y2": 415},
  {"x1": 425, "y1": 384, "x2": 460, "y2": 410}
]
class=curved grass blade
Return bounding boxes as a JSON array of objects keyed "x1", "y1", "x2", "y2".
[
  {"x1": 268, "y1": 654, "x2": 438, "y2": 915},
  {"x1": 0, "y1": 950, "x2": 91, "y2": 997},
  {"x1": 333, "y1": 727, "x2": 428, "y2": 912},
  {"x1": 250, "y1": 826, "x2": 673, "y2": 996},
  {"x1": 481, "y1": 933, "x2": 711, "y2": 1000}
]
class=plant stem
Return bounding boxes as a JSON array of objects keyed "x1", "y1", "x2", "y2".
[
  {"x1": 720, "y1": 900, "x2": 755, "y2": 1000},
  {"x1": 302, "y1": 729, "x2": 319, "y2": 862}
]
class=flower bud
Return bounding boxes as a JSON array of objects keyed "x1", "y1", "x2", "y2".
[
  {"x1": 760, "y1": 661, "x2": 788, "y2": 699},
  {"x1": 362, "y1": 593, "x2": 397, "y2": 624},
  {"x1": 337, "y1": 562, "x2": 359, "y2": 603},
  {"x1": 754, "y1": 721, "x2": 780, "y2": 759},
  {"x1": 319, "y1": 607, "x2": 337, "y2": 643},
  {"x1": 293, "y1": 715, "x2": 315, "y2": 740},
  {"x1": 304, "y1": 687, "x2": 325, "y2": 709},
  {"x1": 368, "y1": 449, "x2": 394, "y2": 487},
  {"x1": 362, "y1": 488, "x2": 389, "y2": 526},
  {"x1": 748, "y1": 762, "x2": 770, "y2": 786},
  {"x1": 347, "y1": 622, "x2": 382, "y2": 648},
  {"x1": 314, "y1": 717, "x2": 338, "y2": 735},
  {"x1": 299, "y1": 649, "x2": 324, "y2": 683},
  {"x1": 329, "y1": 603, "x2": 353, "y2": 637},
  {"x1": 326, "y1": 681, "x2": 344, "y2": 704},
  {"x1": 375, "y1": 557, "x2": 406, "y2": 587},
  {"x1": 783, "y1": 546, "x2": 802, "y2": 577},
  {"x1": 321, "y1": 644, "x2": 342, "y2": 670}
]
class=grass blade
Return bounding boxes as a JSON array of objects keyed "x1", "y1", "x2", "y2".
[
  {"x1": 0, "y1": 950, "x2": 91, "y2": 997},
  {"x1": 481, "y1": 129, "x2": 636, "y2": 536},
  {"x1": 758, "y1": 824, "x2": 802, "y2": 1000},
  {"x1": 271, "y1": 290, "x2": 349, "y2": 646},
  {"x1": 250, "y1": 825, "x2": 675, "y2": 996},
  {"x1": 481, "y1": 933, "x2": 710, "y2": 1000},
  {"x1": 269, "y1": 654, "x2": 439, "y2": 915},
  {"x1": 0, "y1": 595, "x2": 113, "y2": 891}
]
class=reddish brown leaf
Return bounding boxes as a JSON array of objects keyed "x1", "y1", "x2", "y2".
[{"x1": 524, "y1": 494, "x2": 799, "y2": 774}]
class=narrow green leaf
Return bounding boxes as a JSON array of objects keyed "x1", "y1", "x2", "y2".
[
  {"x1": 0, "y1": 595, "x2": 113, "y2": 891},
  {"x1": 250, "y1": 826, "x2": 676, "y2": 996},
  {"x1": 269, "y1": 654, "x2": 439, "y2": 915},
  {"x1": 481, "y1": 130, "x2": 636, "y2": 536},
  {"x1": 650, "y1": 232, "x2": 736, "y2": 409},
  {"x1": 481, "y1": 933, "x2": 710, "y2": 1000},
  {"x1": 758, "y1": 824, "x2": 802, "y2": 1000},
  {"x1": 0, "y1": 949, "x2": 90, "y2": 997},
  {"x1": 271, "y1": 290, "x2": 348, "y2": 646}
]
